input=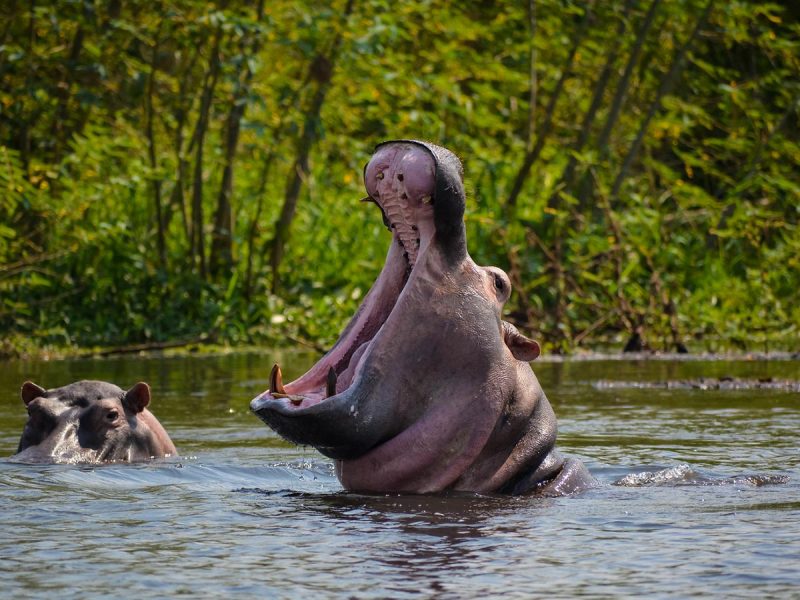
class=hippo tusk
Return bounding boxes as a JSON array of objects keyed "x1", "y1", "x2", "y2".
[
  {"x1": 270, "y1": 364, "x2": 286, "y2": 395},
  {"x1": 327, "y1": 367, "x2": 338, "y2": 398}
]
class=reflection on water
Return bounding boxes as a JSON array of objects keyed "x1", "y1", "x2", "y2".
[{"x1": 0, "y1": 352, "x2": 798, "y2": 597}]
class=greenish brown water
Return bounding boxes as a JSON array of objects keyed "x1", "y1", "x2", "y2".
[{"x1": 1, "y1": 352, "x2": 798, "y2": 598}]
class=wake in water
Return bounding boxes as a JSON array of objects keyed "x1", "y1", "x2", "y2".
[
  {"x1": 614, "y1": 464, "x2": 790, "y2": 487},
  {"x1": 593, "y1": 377, "x2": 800, "y2": 391}
]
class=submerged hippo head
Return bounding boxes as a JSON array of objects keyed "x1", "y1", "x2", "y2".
[
  {"x1": 13, "y1": 380, "x2": 177, "y2": 464},
  {"x1": 252, "y1": 140, "x2": 591, "y2": 495}
]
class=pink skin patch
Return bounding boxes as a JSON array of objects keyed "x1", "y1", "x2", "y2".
[{"x1": 365, "y1": 144, "x2": 436, "y2": 267}]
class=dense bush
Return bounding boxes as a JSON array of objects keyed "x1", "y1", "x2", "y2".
[{"x1": 1, "y1": 0, "x2": 798, "y2": 357}]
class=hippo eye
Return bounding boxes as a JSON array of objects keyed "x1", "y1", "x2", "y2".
[
  {"x1": 493, "y1": 273, "x2": 505, "y2": 292},
  {"x1": 106, "y1": 410, "x2": 119, "y2": 421}
]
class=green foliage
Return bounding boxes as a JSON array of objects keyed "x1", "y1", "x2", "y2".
[{"x1": 0, "y1": 0, "x2": 798, "y2": 358}]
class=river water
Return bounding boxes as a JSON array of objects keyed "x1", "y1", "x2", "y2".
[{"x1": 1, "y1": 352, "x2": 798, "y2": 598}]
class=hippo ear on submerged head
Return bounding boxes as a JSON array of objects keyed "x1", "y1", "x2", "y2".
[
  {"x1": 21, "y1": 381, "x2": 47, "y2": 406},
  {"x1": 502, "y1": 321, "x2": 541, "y2": 362},
  {"x1": 123, "y1": 382, "x2": 151, "y2": 414}
]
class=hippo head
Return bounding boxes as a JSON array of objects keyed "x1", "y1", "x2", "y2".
[
  {"x1": 252, "y1": 140, "x2": 590, "y2": 494},
  {"x1": 13, "y1": 380, "x2": 177, "y2": 464}
]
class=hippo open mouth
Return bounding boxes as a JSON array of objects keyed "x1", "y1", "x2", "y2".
[
  {"x1": 251, "y1": 140, "x2": 591, "y2": 495},
  {"x1": 251, "y1": 141, "x2": 466, "y2": 455}
]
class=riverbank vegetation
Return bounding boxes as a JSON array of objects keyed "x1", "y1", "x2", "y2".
[{"x1": 1, "y1": 0, "x2": 798, "y2": 359}]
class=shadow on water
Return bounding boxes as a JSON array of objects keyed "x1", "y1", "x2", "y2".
[{"x1": 236, "y1": 485, "x2": 558, "y2": 595}]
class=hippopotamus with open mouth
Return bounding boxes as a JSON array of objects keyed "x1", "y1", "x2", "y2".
[
  {"x1": 251, "y1": 140, "x2": 593, "y2": 495},
  {"x1": 13, "y1": 380, "x2": 177, "y2": 463}
]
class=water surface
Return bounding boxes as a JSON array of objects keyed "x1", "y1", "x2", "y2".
[{"x1": 1, "y1": 353, "x2": 798, "y2": 598}]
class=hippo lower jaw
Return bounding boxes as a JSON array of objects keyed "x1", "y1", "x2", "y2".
[
  {"x1": 250, "y1": 240, "x2": 409, "y2": 418},
  {"x1": 250, "y1": 233, "x2": 431, "y2": 460}
]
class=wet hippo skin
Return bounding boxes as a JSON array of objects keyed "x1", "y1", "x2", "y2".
[
  {"x1": 252, "y1": 140, "x2": 593, "y2": 495},
  {"x1": 13, "y1": 379, "x2": 177, "y2": 463}
]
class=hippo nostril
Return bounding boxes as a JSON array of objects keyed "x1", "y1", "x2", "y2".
[
  {"x1": 397, "y1": 173, "x2": 404, "y2": 181},
  {"x1": 401, "y1": 193, "x2": 407, "y2": 200}
]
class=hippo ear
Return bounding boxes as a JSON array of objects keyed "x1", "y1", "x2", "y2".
[
  {"x1": 502, "y1": 321, "x2": 541, "y2": 362},
  {"x1": 21, "y1": 381, "x2": 47, "y2": 406},
  {"x1": 124, "y1": 382, "x2": 151, "y2": 414},
  {"x1": 508, "y1": 337, "x2": 541, "y2": 362}
]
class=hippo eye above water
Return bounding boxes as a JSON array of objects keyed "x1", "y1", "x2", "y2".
[
  {"x1": 106, "y1": 410, "x2": 119, "y2": 421},
  {"x1": 494, "y1": 273, "x2": 505, "y2": 291}
]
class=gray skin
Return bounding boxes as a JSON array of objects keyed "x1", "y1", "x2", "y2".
[
  {"x1": 251, "y1": 140, "x2": 593, "y2": 495},
  {"x1": 13, "y1": 380, "x2": 177, "y2": 464}
]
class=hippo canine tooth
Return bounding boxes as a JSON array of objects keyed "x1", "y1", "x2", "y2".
[
  {"x1": 327, "y1": 367, "x2": 338, "y2": 398},
  {"x1": 270, "y1": 364, "x2": 286, "y2": 395}
]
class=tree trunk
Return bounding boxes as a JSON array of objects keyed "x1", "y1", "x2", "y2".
[
  {"x1": 164, "y1": 48, "x2": 203, "y2": 248},
  {"x1": 526, "y1": 0, "x2": 537, "y2": 152},
  {"x1": 243, "y1": 81, "x2": 304, "y2": 300},
  {"x1": 598, "y1": 0, "x2": 662, "y2": 155},
  {"x1": 52, "y1": 21, "x2": 84, "y2": 160},
  {"x1": 145, "y1": 25, "x2": 167, "y2": 269},
  {"x1": 609, "y1": 1, "x2": 713, "y2": 205},
  {"x1": 268, "y1": 0, "x2": 355, "y2": 292},
  {"x1": 210, "y1": 0, "x2": 265, "y2": 279},
  {"x1": 189, "y1": 27, "x2": 224, "y2": 279},
  {"x1": 504, "y1": 5, "x2": 593, "y2": 216},
  {"x1": 553, "y1": 0, "x2": 635, "y2": 209},
  {"x1": 19, "y1": 1, "x2": 37, "y2": 171},
  {"x1": 577, "y1": 0, "x2": 662, "y2": 207}
]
